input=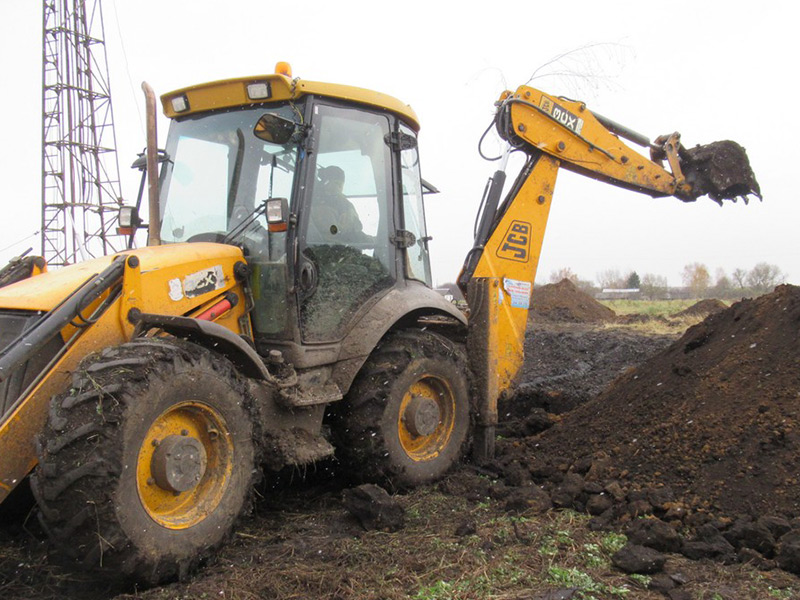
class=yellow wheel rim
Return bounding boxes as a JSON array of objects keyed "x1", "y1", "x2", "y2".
[
  {"x1": 136, "y1": 402, "x2": 233, "y2": 529},
  {"x1": 397, "y1": 375, "x2": 456, "y2": 462}
]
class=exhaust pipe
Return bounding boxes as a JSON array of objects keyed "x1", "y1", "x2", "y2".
[{"x1": 142, "y1": 82, "x2": 161, "y2": 245}]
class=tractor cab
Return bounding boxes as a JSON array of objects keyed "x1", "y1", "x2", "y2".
[{"x1": 151, "y1": 66, "x2": 457, "y2": 372}]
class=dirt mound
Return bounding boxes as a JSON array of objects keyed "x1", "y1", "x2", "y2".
[
  {"x1": 520, "y1": 284, "x2": 800, "y2": 520},
  {"x1": 614, "y1": 313, "x2": 671, "y2": 326},
  {"x1": 671, "y1": 298, "x2": 727, "y2": 319},
  {"x1": 530, "y1": 279, "x2": 615, "y2": 323}
]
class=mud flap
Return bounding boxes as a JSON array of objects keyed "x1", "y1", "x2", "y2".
[
  {"x1": 679, "y1": 140, "x2": 761, "y2": 203},
  {"x1": 260, "y1": 428, "x2": 335, "y2": 471}
]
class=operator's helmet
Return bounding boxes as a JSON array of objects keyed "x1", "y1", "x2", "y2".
[{"x1": 320, "y1": 165, "x2": 345, "y2": 188}]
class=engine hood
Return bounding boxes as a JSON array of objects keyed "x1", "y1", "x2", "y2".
[{"x1": 0, "y1": 243, "x2": 244, "y2": 312}]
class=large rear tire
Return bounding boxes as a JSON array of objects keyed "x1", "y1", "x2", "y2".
[
  {"x1": 331, "y1": 329, "x2": 471, "y2": 488},
  {"x1": 31, "y1": 339, "x2": 256, "y2": 584}
]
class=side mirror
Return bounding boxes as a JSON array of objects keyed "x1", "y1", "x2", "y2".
[
  {"x1": 118, "y1": 206, "x2": 144, "y2": 235},
  {"x1": 265, "y1": 198, "x2": 289, "y2": 232},
  {"x1": 253, "y1": 114, "x2": 297, "y2": 145}
]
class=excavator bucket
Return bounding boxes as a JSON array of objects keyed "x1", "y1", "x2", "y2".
[{"x1": 679, "y1": 140, "x2": 761, "y2": 204}]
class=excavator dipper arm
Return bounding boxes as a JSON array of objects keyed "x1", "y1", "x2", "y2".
[{"x1": 464, "y1": 85, "x2": 760, "y2": 459}]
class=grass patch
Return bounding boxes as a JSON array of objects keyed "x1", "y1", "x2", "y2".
[
  {"x1": 600, "y1": 298, "x2": 700, "y2": 317},
  {"x1": 600, "y1": 531, "x2": 628, "y2": 554},
  {"x1": 547, "y1": 565, "x2": 630, "y2": 598},
  {"x1": 607, "y1": 318, "x2": 695, "y2": 335},
  {"x1": 596, "y1": 298, "x2": 722, "y2": 334}
]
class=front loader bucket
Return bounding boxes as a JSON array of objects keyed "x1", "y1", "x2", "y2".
[{"x1": 680, "y1": 140, "x2": 761, "y2": 203}]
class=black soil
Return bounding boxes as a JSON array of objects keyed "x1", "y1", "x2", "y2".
[
  {"x1": 499, "y1": 285, "x2": 800, "y2": 522},
  {"x1": 504, "y1": 322, "x2": 674, "y2": 416}
]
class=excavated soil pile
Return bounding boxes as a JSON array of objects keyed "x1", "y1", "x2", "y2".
[
  {"x1": 502, "y1": 285, "x2": 800, "y2": 521},
  {"x1": 671, "y1": 298, "x2": 727, "y2": 319},
  {"x1": 530, "y1": 279, "x2": 616, "y2": 323}
]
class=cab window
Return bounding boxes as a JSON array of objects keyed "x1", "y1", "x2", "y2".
[
  {"x1": 399, "y1": 124, "x2": 432, "y2": 285},
  {"x1": 298, "y1": 104, "x2": 395, "y2": 342}
]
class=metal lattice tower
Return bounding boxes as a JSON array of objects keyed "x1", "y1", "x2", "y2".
[{"x1": 42, "y1": 0, "x2": 124, "y2": 267}]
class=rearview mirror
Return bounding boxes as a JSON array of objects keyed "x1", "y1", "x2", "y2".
[{"x1": 253, "y1": 114, "x2": 296, "y2": 145}]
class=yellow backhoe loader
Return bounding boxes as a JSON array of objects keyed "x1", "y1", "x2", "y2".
[{"x1": 0, "y1": 63, "x2": 758, "y2": 582}]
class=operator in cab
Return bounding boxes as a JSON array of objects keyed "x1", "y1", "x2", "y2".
[{"x1": 309, "y1": 166, "x2": 373, "y2": 245}]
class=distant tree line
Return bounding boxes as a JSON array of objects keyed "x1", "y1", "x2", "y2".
[
  {"x1": 545, "y1": 262, "x2": 787, "y2": 300},
  {"x1": 681, "y1": 262, "x2": 786, "y2": 299},
  {"x1": 437, "y1": 262, "x2": 787, "y2": 304}
]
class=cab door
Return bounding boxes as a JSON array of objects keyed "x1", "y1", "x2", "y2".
[{"x1": 297, "y1": 103, "x2": 397, "y2": 342}]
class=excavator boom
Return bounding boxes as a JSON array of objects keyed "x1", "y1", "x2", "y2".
[{"x1": 464, "y1": 84, "x2": 759, "y2": 458}]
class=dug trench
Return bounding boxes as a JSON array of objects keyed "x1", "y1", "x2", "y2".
[{"x1": 2, "y1": 284, "x2": 800, "y2": 598}]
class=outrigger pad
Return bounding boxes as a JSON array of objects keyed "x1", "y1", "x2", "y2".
[{"x1": 680, "y1": 140, "x2": 761, "y2": 204}]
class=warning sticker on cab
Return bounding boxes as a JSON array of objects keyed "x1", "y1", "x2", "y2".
[
  {"x1": 183, "y1": 265, "x2": 225, "y2": 298},
  {"x1": 503, "y1": 278, "x2": 532, "y2": 309}
]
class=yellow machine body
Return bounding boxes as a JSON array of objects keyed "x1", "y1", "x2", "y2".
[{"x1": 0, "y1": 243, "x2": 247, "y2": 501}]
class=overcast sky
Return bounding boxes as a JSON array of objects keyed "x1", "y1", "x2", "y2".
[{"x1": 1, "y1": 1, "x2": 797, "y2": 288}]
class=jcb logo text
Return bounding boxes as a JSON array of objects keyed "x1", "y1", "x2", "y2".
[{"x1": 497, "y1": 221, "x2": 531, "y2": 263}]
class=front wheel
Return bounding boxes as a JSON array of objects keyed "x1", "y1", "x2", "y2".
[
  {"x1": 331, "y1": 329, "x2": 472, "y2": 488},
  {"x1": 31, "y1": 339, "x2": 256, "y2": 584}
]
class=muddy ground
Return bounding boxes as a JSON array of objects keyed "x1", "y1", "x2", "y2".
[{"x1": 2, "y1": 289, "x2": 800, "y2": 599}]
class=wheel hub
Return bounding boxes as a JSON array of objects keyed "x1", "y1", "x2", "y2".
[
  {"x1": 150, "y1": 434, "x2": 208, "y2": 493},
  {"x1": 403, "y1": 395, "x2": 441, "y2": 437}
]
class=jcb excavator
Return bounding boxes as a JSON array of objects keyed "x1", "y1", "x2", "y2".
[{"x1": 0, "y1": 63, "x2": 758, "y2": 582}]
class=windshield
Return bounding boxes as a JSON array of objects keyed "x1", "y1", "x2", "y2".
[{"x1": 158, "y1": 106, "x2": 299, "y2": 249}]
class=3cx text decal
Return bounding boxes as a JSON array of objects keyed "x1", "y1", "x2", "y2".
[
  {"x1": 183, "y1": 265, "x2": 225, "y2": 299},
  {"x1": 539, "y1": 96, "x2": 584, "y2": 135},
  {"x1": 497, "y1": 220, "x2": 531, "y2": 263}
]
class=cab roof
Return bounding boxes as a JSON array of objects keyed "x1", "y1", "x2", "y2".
[{"x1": 161, "y1": 67, "x2": 420, "y2": 131}]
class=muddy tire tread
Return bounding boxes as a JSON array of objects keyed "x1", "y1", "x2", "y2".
[
  {"x1": 331, "y1": 329, "x2": 471, "y2": 487},
  {"x1": 30, "y1": 338, "x2": 255, "y2": 584}
]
